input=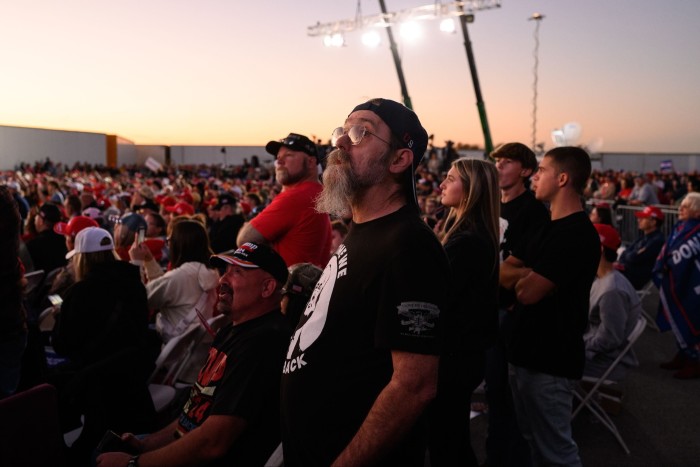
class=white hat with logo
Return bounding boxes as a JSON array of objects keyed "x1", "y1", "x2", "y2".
[{"x1": 65, "y1": 227, "x2": 114, "y2": 259}]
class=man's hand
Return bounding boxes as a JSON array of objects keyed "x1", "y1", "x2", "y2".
[
  {"x1": 96, "y1": 451, "x2": 132, "y2": 467},
  {"x1": 120, "y1": 432, "x2": 144, "y2": 452},
  {"x1": 129, "y1": 242, "x2": 153, "y2": 262}
]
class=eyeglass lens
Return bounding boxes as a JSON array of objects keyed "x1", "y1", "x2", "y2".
[{"x1": 331, "y1": 126, "x2": 365, "y2": 147}]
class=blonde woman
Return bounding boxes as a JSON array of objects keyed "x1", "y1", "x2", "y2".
[{"x1": 429, "y1": 158, "x2": 501, "y2": 466}]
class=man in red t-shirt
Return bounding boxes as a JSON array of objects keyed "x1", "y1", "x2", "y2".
[{"x1": 237, "y1": 133, "x2": 332, "y2": 268}]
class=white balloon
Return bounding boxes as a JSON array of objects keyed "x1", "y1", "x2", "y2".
[
  {"x1": 551, "y1": 129, "x2": 566, "y2": 147},
  {"x1": 562, "y1": 122, "x2": 582, "y2": 145}
]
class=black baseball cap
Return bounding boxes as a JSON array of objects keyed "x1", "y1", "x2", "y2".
[
  {"x1": 265, "y1": 133, "x2": 318, "y2": 160},
  {"x1": 39, "y1": 203, "x2": 62, "y2": 224},
  {"x1": 210, "y1": 242, "x2": 289, "y2": 284},
  {"x1": 214, "y1": 193, "x2": 237, "y2": 210},
  {"x1": 350, "y1": 98, "x2": 428, "y2": 209}
]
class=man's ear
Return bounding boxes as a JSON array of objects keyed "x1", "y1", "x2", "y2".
[
  {"x1": 558, "y1": 171, "x2": 569, "y2": 188},
  {"x1": 521, "y1": 168, "x2": 534, "y2": 178},
  {"x1": 389, "y1": 148, "x2": 414, "y2": 175},
  {"x1": 260, "y1": 277, "x2": 278, "y2": 298}
]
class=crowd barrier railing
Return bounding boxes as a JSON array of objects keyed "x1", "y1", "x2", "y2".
[{"x1": 586, "y1": 200, "x2": 679, "y2": 245}]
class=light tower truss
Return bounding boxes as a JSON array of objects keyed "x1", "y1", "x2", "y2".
[{"x1": 307, "y1": 0, "x2": 501, "y2": 37}]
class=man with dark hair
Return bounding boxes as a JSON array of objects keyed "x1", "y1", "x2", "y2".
[
  {"x1": 97, "y1": 242, "x2": 290, "y2": 467},
  {"x1": 501, "y1": 146, "x2": 600, "y2": 466},
  {"x1": 484, "y1": 142, "x2": 549, "y2": 467},
  {"x1": 281, "y1": 98, "x2": 449, "y2": 466},
  {"x1": 209, "y1": 193, "x2": 244, "y2": 254},
  {"x1": 27, "y1": 203, "x2": 68, "y2": 273},
  {"x1": 47, "y1": 180, "x2": 65, "y2": 204},
  {"x1": 628, "y1": 174, "x2": 659, "y2": 206},
  {"x1": 237, "y1": 133, "x2": 331, "y2": 268},
  {"x1": 615, "y1": 205, "x2": 665, "y2": 289},
  {"x1": 113, "y1": 213, "x2": 147, "y2": 261},
  {"x1": 585, "y1": 224, "x2": 641, "y2": 380}
]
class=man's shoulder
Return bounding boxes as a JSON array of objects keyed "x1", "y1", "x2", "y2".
[
  {"x1": 259, "y1": 181, "x2": 321, "y2": 213},
  {"x1": 544, "y1": 212, "x2": 598, "y2": 254},
  {"x1": 283, "y1": 180, "x2": 323, "y2": 196},
  {"x1": 503, "y1": 190, "x2": 548, "y2": 218}
]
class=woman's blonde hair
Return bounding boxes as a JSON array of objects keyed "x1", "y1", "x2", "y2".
[
  {"x1": 73, "y1": 250, "x2": 119, "y2": 282},
  {"x1": 439, "y1": 158, "x2": 501, "y2": 264}
]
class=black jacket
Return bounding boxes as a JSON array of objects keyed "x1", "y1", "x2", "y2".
[
  {"x1": 26, "y1": 229, "x2": 67, "y2": 274},
  {"x1": 52, "y1": 260, "x2": 149, "y2": 367}
]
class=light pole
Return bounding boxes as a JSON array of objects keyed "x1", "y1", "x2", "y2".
[
  {"x1": 529, "y1": 13, "x2": 545, "y2": 153},
  {"x1": 457, "y1": 8, "x2": 493, "y2": 157},
  {"x1": 378, "y1": 0, "x2": 412, "y2": 109}
]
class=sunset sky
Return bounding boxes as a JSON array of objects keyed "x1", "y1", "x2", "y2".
[{"x1": 1, "y1": 0, "x2": 698, "y2": 153}]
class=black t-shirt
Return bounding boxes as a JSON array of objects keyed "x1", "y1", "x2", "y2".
[
  {"x1": 281, "y1": 205, "x2": 449, "y2": 467},
  {"x1": 507, "y1": 211, "x2": 600, "y2": 379},
  {"x1": 177, "y1": 310, "x2": 290, "y2": 467},
  {"x1": 499, "y1": 190, "x2": 550, "y2": 308}
]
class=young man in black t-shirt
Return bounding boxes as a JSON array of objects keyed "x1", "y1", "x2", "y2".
[
  {"x1": 281, "y1": 98, "x2": 449, "y2": 467},
  {"x1": 485, "y1": 142, "x2": 549, "y2": 467},
  {"x1": 501, "y1": 147, "x2": 600, "y2": 467}
]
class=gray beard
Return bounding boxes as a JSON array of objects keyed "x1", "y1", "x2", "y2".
[
  {"x1": 315, "y1": 155, "x2": 353, "y2": 218},
  {"x1": 315, "y1": 148, "x2": 390, "y2": 218}
]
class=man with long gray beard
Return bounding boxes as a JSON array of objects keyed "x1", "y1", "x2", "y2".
[
  {"x1": 236, "y1": 133, "x2": 331, "y2": 268},
  {"x1": 280, "y1": 98, "x2": 450, "y2": 467}
]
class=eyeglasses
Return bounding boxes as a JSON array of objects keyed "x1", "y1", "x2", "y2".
[{"x1": 331, "y1": 125, "x2": 391, "y2": 148}]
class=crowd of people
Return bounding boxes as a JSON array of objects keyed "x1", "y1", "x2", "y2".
[{"x1": 1, "y1": 97, "x2": 700, "y2": 467}]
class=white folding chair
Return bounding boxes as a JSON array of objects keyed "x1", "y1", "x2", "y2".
[
  {"x1": 572, "y1": 316, "x2": 646, "y2": 454},
  {"x1": 264, "y1": 442, "x2": 284, "y2": 467},
  {"x1": 636, "y1": 281, "x2": 660, "y2": 331},
  {"x1": 147, "y1": 315, "x2": 230, "y2": 413},
  {"x1": 147, "y1": 324, "x2": 208, "y2": 413}
]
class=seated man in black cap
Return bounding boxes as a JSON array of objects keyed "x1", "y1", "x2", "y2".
[
  {"x1": 236, "y1": 133, "x2": 332, "y2": 268},
  {"x1": 97, "y1": 242, "x2": 290, "y2": 467},
  {"x1": 209, "y1": 193, "x2": 245, "y2": 254},
  {"x1": 27, "y1": 202, "x2": 68, "y2": 273}
]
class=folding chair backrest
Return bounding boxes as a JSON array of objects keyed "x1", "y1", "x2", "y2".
[
  {"x1": 587, "y1": 316, "x2": 646, "y2": 392},
  {"x1": 0, "y1": 383, "x2": 66, "y2": 467},
  {"x1": 150, "y1": 323, "x2": 208, "y2": 385}
]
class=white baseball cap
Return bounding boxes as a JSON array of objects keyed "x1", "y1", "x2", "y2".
[{"x1": 65, "y1": 227, "x2": 115, "y2": 259}]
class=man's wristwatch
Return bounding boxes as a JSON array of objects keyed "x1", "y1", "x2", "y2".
[{"x1": 127, "y1": 455, "x2": 139, "y2": 467}]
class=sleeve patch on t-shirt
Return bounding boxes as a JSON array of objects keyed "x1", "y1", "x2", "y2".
[{"x1": 397, "y1": 301, "x2": 440, "y2": 337}]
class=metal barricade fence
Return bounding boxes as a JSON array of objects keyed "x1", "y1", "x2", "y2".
[{"x1": 586, "y1": 200, "x2": 679, "y2": 245}]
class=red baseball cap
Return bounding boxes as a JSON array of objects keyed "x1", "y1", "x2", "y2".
[
  {"x1": 594, "y1": 223, "x2": 621, "y2": 251},
  {"x1": 634, "y1": 206, "x2": 664, "y2": 220},
  {"x1": 165, "y1": 202, "x2": 195, "y2": 216},
  {"x1": 54, "y1": 215, "x2": 99, "y2": 237}
]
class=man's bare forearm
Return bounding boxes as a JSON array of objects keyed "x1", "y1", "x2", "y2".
[{"x1": 332, "y1": 353, "x2": 438, "y2": 466}]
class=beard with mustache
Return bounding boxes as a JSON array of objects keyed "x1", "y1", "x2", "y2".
[{"x1": 315, "y1": 147, "x2": 392, "y2": 219}]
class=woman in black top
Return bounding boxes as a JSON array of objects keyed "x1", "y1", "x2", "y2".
[{"x1": 429, "y1": 158, "x2": 501, "y2": 466}]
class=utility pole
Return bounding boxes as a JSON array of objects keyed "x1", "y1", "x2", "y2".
[
  {"x1": 529, "y1": 13, "x2": 545, "y2": 153},
  {"x1": 457, "y1": 9, "x2": 493, "y2": 157},
  {"x1": 378, "y1": 0, "x2": 412, "y2": 110}
]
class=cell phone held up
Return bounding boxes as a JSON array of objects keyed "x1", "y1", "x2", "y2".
[
  {"x1": 137, "y1": 227, "x2": 146, "y2": 245},
  {"x1": 47, "y1": 294, "x2": 63, "y2": 307},
  {"x1": 96, "y1": 430, "x2": 139, "y2": 455}
]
